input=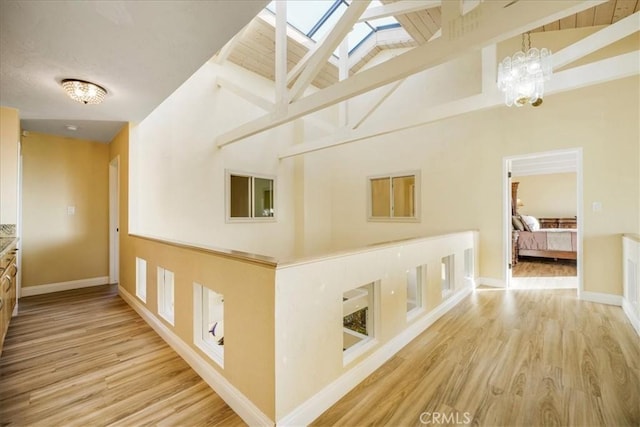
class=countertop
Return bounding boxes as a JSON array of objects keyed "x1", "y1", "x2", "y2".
[{"x1": 0, "y1": 237, "x2": 18, "y2": 258}]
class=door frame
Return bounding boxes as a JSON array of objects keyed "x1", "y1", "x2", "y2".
[
  {"x1": 503, "y1": 148, "x2": 584, "y2": 295},
  {"x1": 109, "y1": 156, "x2": 120, "y2": 285}
]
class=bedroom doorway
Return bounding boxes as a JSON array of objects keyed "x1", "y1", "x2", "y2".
[{"x1": 504, "y1": 149, "x2": 583, "y2": 294}]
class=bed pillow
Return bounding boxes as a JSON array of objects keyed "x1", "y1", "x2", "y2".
[
  {"x1": 521, "y1": 215, "x2": 540, "y2": 231},
  {"x1": 512, "y1": 216, "x2": 525, "y2": 231}
]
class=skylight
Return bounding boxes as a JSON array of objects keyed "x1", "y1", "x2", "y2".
[{"x1": 265, "y1": 0, "x2": 401, "y2": 57}]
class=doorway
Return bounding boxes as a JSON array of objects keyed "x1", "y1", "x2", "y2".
[
  {"x1": 504, "y1": 149, "x2": 583, "y2": 294},
  {"x1": 109, "y1": 156, "x2": 120, "y2": 284}
]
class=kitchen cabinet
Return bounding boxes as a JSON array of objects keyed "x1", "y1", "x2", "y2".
[{"x1": 0, "y1": 239, "x2": 18, "y2": 355}]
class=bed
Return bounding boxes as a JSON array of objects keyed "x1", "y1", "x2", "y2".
[{"x1": 512, "y1": 214, "x2": 577, "y2": 261}]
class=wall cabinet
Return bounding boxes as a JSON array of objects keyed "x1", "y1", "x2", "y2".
[{"x1": 0, "y1": 242, "x2": 18, "y2": 355}]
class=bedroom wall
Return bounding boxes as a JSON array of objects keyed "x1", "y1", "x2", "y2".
[{"x1": 514, "y1": 173, "x2": 577, "y2": 219}]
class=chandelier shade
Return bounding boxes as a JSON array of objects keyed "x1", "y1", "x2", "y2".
[
  {"x1": 61, "y1": 79, "x2": 107, "y2": 105},
  {"x1": 497, "y1": 33, "x2": 552, "y2": 107}
]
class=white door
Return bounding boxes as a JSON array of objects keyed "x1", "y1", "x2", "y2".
[{"x1": 109, "y1": 157, "x2": 120, "y2": 284}]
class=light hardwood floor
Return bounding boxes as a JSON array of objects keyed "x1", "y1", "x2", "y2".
[
  {"x1": 313, "y1": 289, "x2": 640, "y2": 426},
  {"x1": 513, "y1": 258, "x2": 577, "y2": 277},
  {"x1": 2, "y1": 286, "x2": 638, "y2": 427},
  {"x1": 0, "y1": 285, "x2": 244, "y2": 427}
]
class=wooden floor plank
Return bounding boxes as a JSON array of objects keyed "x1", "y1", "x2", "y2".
[
  {"x1": 2, "y1": 284, "x2": 638, "y2": 427},
  {"x1": 0, "y1": 285, "x2": 244, "y2": 427},
  {"x1": 313, "y1": 288, "x2": 640, "y2": 426}
]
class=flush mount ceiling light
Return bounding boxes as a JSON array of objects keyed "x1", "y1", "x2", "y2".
[
  {"x1": 61, "y1": 79, "x2": 107, "y2": 105},
  {"x1": 497, "y1": 32, "x2": 552, "y2": 107}
]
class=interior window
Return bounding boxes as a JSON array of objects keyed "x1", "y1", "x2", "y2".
[
  {"x1": 228, "y1": 172, "x2": 275, "y2": 220},
  {"x1": 369, "y1": 172, "x2": 418, "y2": 220}
]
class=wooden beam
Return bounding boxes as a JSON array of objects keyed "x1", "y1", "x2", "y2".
[
  {"x1": 217, "y1": 76, "x2": 336, "y2": 132},
  {"x1": 217, "y1": 0, "x2": 606, "y2": 148},
  {"x1": 275, "y1": 0, "x2": 288, "y2": 115},
  {"x1": 351, "y1": 79, "x2": 405, "y2": 129},
  {"x1": 288, "y1": 0, "x2": 371, "y2": 102},
  {"x1": 216, "y1": 77, "x2": 274, "y2": 112},
  {"x1": 358, "y1": 0, "x2": 441, "y2": 22},
  {"x1": 278, "y1": 51, "x2": 638, "y2": 159},
  {"x1": 339, "y1": 38, "x2": 350, "y2": 128},
  {"x1": 553, "y1": 11, "x2": 640, "y2": 69}
]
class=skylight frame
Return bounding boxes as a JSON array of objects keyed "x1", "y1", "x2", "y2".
[{"x1": 264, "y1": 0, "x2": 403, "y2": 58}]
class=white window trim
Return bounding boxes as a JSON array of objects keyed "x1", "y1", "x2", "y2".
[
  {"x1": 157, "y1": 266, "x2": 175, "y2": 326},
  {"x1": 225, "y1": 169, "x2": 277, "y2": 223},
  {"x1": 406, "y1": 264, "x2": 426, "y2": 321},
  {"x1": 135, "y1": 257, "x2": 147, "y2": 303},
  {"x1": 366, "y1": 170, "x2": 421, "y2": 223},
  {"x1": 343, "y1": 281, "x2": 380, "y2": 366},
  {"x1": 193, "y1": 282, "x2": 224, "y2": 368}
]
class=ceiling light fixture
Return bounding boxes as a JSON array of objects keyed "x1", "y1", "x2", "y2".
[
  {"x1": 61, "y1": 79, "x2": 107, "y2": 105},
  {"x1": 497, "y1": 32, "x2": 552, "y2": 107}
]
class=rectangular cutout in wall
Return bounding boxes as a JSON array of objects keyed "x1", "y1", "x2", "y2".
[
  {"x1": 441, "y1": 255, "x2": 455, "y2": 299},
  {"x1": 343, "y1": 282, "x2": 377, "y2": 363},
  {"x1": 193, "y1": 283, "x2": 224, "y2": 367},
  {"x1": 464, "y1": 248, "x2": 474, "y2": 279},
  {"x1": 157, "y1": 266, "x2": 175, "y2": 326},
  {"x1": 135, "y1": 257, "x2": 147, "y2": 303},
  {"x1": 406, "y1": 265, "x2": 425, "y2": 318}
]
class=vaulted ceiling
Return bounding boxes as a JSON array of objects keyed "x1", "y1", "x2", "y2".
[
  {"x1": 225, "y1": 0, "x2": 639, "y2": 89},
  {"x1": 0, "y1": 0, "x2": 638, "y2": 143}
]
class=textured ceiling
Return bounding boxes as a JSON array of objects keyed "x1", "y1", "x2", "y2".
[{"x1": 0, "y1": 0, "x2": 268, "y2": 142}]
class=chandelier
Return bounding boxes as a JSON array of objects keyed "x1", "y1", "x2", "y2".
[
  {"x1": 61, "y1": 79, "x2": 107, "y2": 105},
  {"x1": 497, "y1": 32, "x2": 552, "y2": 107}
]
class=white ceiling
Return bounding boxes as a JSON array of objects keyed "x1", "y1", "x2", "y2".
[{"x1": 0, "y1": 0, "x2": 269, "y2": 142}]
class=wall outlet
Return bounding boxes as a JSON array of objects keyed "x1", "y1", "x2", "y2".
[{"x1": 592, "y1": 202, "x2": 602, "y2": 213}]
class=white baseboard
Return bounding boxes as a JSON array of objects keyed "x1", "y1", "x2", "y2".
[
  {"x1": 476, "y1": 277, "x2": 505, "y2": 288},
  {"x1": 580, "y1": 291, "x2": 623, "y2": 306},
  {"x1": 118, "y1": 287, "x2": 273, "y2": 427},
  {"x1": 21, "y1": 276, "x2": 109, "y2": 297},
  {"x1": 277, "y1": 286, "x2": 473, "y2": 426},
  {"x1": 622, "y1": 298, "x2": 640, "y2": 336}
]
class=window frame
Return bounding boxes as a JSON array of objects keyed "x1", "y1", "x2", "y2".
[
  {"x1": 225, "y1": 170, "x2": 277, "y2": 223},
  {"x1": 193, "y1": 282, "x2": 224, "y2": 368},
  {"x1": 157, "y1": 266, "x2": 175, "y2": 326},
  {"x1": 366, "y1": 170, "x2": 420, "y2": 222}
]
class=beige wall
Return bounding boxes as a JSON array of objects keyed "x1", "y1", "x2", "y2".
[
  {"x1": 326, "y1": 76, "x2": 639, "y2": 296},
  {"x1": 0, "y1": 107, "x2": 20, "y2": 224},
  {"x1": 22, "y1": 132, "x2": 109, "y2": 287},
  {"x1": 110, "y1": 126, "x2": 277, "y2": 420},
  {"x1": 514, "y1": 173, "x2": 577, "y2": 219}
]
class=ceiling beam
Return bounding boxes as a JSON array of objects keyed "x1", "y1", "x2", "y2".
[
  {"x1": 275, "y1": 0, "x2": 288, "y2": 115},
  {"x1": 552, "y1": 11, "x2": 639, "y2": 69},
  {"x1": 216, "y1": 77, "x2": 275, "y2": 112},
  {"x1": 288, "y1": 0, "x2": 371, "y2": 102},
  {"x1": 357, "y1": 0, "x2": 441, "y2": 22},
  {"x1": 278, "y1": 51, "x2": 638, "y2": 159},
  {"x1": 281, "y1": 52, "x2": 638, "y2": 159},
  {"x1": 351, "y1": 79, "x2": 405, "y2": 129},
  {"x1": 217, "y1": 0, "x2": 606, "y2": 148}
]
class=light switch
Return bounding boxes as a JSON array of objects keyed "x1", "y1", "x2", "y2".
[
  {"x1": 592, "y1": 202, "x2": 602, "y2": 213},
  {"x1": 67, "y1": 206, "x2": 76, "y2": 215}
]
